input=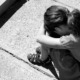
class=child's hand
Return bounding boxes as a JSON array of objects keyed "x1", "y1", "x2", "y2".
[
  {"x1": 60, "y1": 35, "x2": 73, "y2": 48},
  {"x1": 60, "y1": 34, "x2": 77, "y2": 48},
  {"x1": 60, "y1": 36, "x2": 71, "y2": 44}
]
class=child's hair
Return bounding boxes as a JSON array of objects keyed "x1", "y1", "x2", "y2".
[
  {"x1": 44, "y1": 5, "x2": 70, "y2": 37},
  {"x1": 68, "y1": 9, "x2": 80, "y2": 37}
]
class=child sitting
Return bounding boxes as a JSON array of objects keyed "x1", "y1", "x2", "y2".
[
  {"x1": 27, "y1": 5, "x2": 80, "y2": 80},
  {"x1": 27, "y1": 5, "x2": 71, "y2": 65},
  {"x1": 28, "y1": 6, "x2": 80, "y2": 80}
]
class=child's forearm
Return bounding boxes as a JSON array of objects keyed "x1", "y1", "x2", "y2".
[
  {"x1": 36, "y1": 35, "x2": 67, "y2": 49},
  {"x1": 37, "y1": 25, "x2": 67, "y2": 49},
  {"x1": 37, "y1": 35, "x2": 60, "y2": 46}
]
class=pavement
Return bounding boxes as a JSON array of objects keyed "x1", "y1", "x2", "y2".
[{"x1": 0, "y1": 0, "x2": 80, "y2": 80}]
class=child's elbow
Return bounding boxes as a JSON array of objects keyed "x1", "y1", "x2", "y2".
[
  {"x1": 36, "y1": 38, "x2": 39, "y2": 43},
  {"x1": 36, "y1": 36, "x2": 40, "y2": 43},
  {"x1": 36, "y1": 36, "x2": 43, "y2": 44}
]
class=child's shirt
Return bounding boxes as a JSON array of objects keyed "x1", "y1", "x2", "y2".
[{"x1": 60, "y1": 34, "x2": 80, "y2": 62}]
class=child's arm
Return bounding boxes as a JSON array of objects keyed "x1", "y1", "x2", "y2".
[
  {"x1": 38, "y1": 24, "x2": 46, "y2": 35},
  {"x1": 37, "y1": 35, "x2": 68, "y2": 49},
  {"x1": 36, "y1": 25, "x2": 71, "y2": 49}
]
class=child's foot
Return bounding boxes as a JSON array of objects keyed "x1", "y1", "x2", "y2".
[{"x1": 27, "y1": 53, "x2": 52, "y2": 66}]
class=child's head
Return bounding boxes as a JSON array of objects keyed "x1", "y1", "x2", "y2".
[
  {"x1": 44, "y1": 5, "x2": 70, "y2": 37},
  {"x1": 68, "y1": 9, "x2": 80, "y2": 37}
]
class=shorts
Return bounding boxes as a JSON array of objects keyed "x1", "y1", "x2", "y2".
[{"x1": 50, "y1": 49, "x2": 80, "y2": 80}]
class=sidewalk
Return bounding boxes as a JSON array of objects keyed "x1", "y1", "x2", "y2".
[
  {"x1": 0, "y1": 48, "x2": 54, "y2": 80},
  {"x1": 0, "y1": 0, "x2": 80, "y2": 80}
]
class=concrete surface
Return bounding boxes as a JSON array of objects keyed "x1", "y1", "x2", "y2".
[
  {"x1": 0, "y1": 0, "x2": 80, "y2": 80},
  {"x1": 0, "y1": 0, "x2": 5, "y2": 5},
  {"x1": 0, "y1": 49, "x2": 54, "y2": 80},
  {"x1": 55, "y1": 0, "x2": 80, "y2": 9}
]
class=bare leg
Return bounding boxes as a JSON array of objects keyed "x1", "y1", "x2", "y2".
[{"x1": 40, "y1": 45, "x2": 49, "y2": 61}]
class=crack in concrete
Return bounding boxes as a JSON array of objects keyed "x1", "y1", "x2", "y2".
[
  {"x1": 53, "y1": 0, "x2": 75, "y2": 9},
  {"x1": 0, "y1": 47, "x2": 54, "y2": 78}
]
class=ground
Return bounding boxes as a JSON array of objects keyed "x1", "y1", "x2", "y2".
[{"x1": 0, "y1": 0, "x2": 80, "y2": 80}]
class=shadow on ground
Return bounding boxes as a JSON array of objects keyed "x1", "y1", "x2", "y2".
[
  {"x1": 0, "y1": 46, "x2": 58, "y2": 79},
  {"x1": 40, "y1": 61, "x2": 59, "y2": 80},
  {"x1": 0, "y1": 0, "x2": 28, "y2": 28}
]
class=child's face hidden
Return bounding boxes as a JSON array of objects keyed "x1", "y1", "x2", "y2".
[{"x1": 54, "y1": 25, "x2": 72, "y2": 36}]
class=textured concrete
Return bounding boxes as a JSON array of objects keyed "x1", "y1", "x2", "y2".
[
  {"x1": 0, "y1": 0, "x2": 80, "y2": 80},
  {"x1": 55, "y1": 0, "x2": 80, "y2": 9},
  {"x1": 0, "y1": 49, "x2": 54, "y2": 80}
]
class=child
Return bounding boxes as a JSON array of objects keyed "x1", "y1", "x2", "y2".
[
  {"x1": 27, "y1": 6, "x2": 80, "y2": 80},
  {"x1": 35, "y1": 9, "x2": 80, "y2": 80},
  {"x1": 36, "y1": 8, "x2": 80, "y2": 80},
  {"x1": 28, "y1": 6, "x2": 71, "y2": 65},
  {"x1": 27, "y1": 5, "x2": 71, "y2": 65}
]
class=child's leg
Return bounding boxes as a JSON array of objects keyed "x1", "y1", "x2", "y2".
[
  {"x1": 40, "y1": 45, "x2": 49, "y2": 61},
  {"x1": 27, "y1": 45, "x2": 51, "y2": 65},
  {"x1": 50, "y1": 49, "x2": 80, "y2": 80}
]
